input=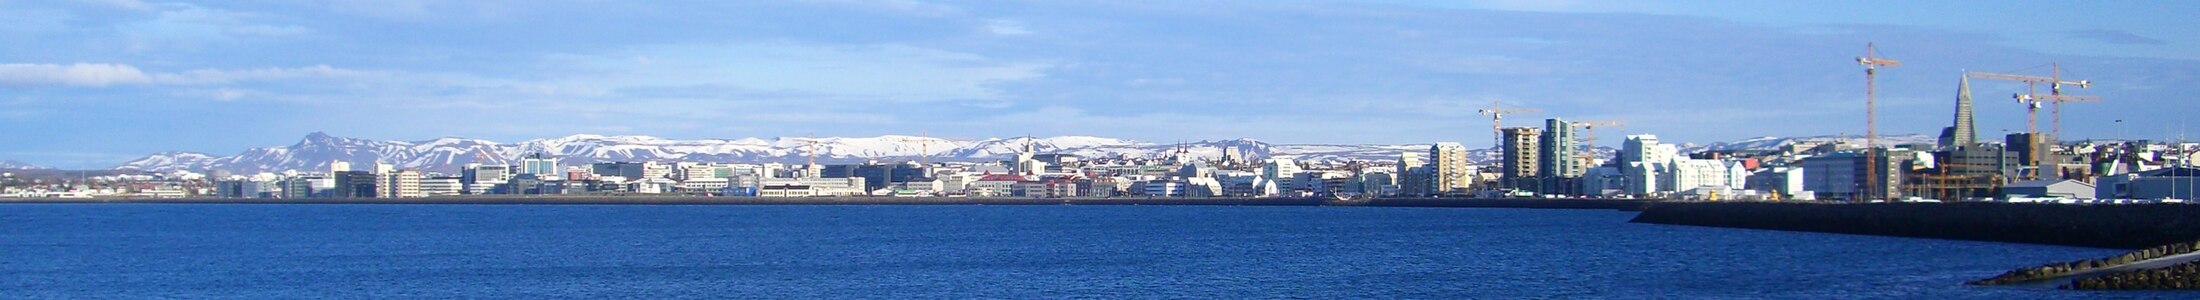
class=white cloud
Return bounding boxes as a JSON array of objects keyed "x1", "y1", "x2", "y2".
[
  {"x1": 77, "y1": 0, "x2": 153, "y2": 11},
  {"x1": 986, "y1": 19, "x2": 1031, "y2": 36},
  {"x1": 0, "y1": 63, "x2": 152, "y2": 87},
  {"x1": 0, "y1": 63, "x2": 369, "y2": 87}
]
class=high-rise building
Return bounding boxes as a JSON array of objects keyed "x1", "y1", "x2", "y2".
[
  {"x1": 1538, "y1": 118, "x2": 1581, "y2": 179},
  {"x1": 329, "y1": 161, "x2": 351, "y2": 173},
  {"x1": 1429, "y1": 142, "x2": 1473, "y2": 195},
  {"x1": 1500, "y1": 127, "x2": 1543, "y2": 189},
  {"x1": 1537, "y1": 118, "x2": 1582, "y2": 194}
]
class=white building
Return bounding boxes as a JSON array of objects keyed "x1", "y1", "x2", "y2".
[
  {"x1": 1261, "y1": 158, "x2": 1301, "y2": 191},
  {"x1": 419, "y1": 177, "x2": 463, "y2": 197},
  {"x1": 757, "y1": 177, "x2": 868, "y2": 197},
  {"x1": 380, "y1": 170, "x2": 424, "y2": 198}
]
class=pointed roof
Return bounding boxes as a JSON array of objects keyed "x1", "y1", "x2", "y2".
[{"x1": 1952, "y1": 75, "x2": 1977, "y2": 146}]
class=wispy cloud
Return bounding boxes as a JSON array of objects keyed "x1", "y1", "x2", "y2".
[
  {"x1": 2065, "y1": 29, "x2": 2167, "y2": 45},
  {"x1": 986, "y1": 19, "x2": 1031, "y2": 36},
  {"x1": 0, "y1": 63, "x2": 369, "y2": 87}
]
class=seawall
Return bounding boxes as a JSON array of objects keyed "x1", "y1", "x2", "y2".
[
  {"x1": 0, "y1": 196, "x2": 1649, "y2": 210},
  {"x1": 1629, "y1": 202, "x2": 2200, "y2": 249}
]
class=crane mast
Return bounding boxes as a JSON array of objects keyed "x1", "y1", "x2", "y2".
[
  {"x1": 1476, "y1": 100, "x2": 1541, "y2": 151},
  {"x1": 1856, "y1": 43, "x2": 1900, "y2": 201}
]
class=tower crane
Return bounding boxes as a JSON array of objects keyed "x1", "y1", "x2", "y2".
[
  {"x1": 787, "y1": 134, "x2": 823, "y2": 177},
  {"x1": 1856, "y1": 43, "x2": 1900, "y2": 201},
  {"x1": 1476, "y1": 100, "x2": 1541, "y2": 150},
  {"x1": 892, "y1": 132, "x2": 939, "y2": 167},
  {"x1": 1568, "y1": 120, "x2": 1626, "y2": 168},
  {"x1": 1964, "y1": 64, "x2": 2097, "y2": 139}
]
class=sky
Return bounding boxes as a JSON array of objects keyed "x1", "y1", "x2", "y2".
[{"x1": 2, "y1": 0, "x2": 2197, "y2": 169}]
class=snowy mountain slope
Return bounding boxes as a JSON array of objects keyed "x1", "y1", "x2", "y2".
[
  {"x1": 110, "y1": 132, "x2": 1897, "y2": 174},
  {"x1": 1680, "y1": 134, "x2": 1937, "y2": 153},
  {"x1": 0, "y1": 160, "x2": 55, "y2": 170}
]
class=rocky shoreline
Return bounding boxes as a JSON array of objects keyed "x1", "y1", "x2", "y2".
[
  {"x1": 1968, "y1": 241, "x2": 2200, "y2": 286},
  {"x1": 2065, "y1": 260, "x2": 2200, "y2": 290}
]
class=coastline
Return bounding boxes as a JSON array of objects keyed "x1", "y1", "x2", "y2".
[
  {"x1": 0, "y1": 196, "x2": 1651, "y2": 210},
  {"x1": 1630, "y1": 201, "x2": 2200, "y2": 249}
]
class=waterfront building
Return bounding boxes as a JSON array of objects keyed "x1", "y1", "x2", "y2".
[
  {"x1": 380, "y1": 169, "x2": 423, "y2": 198},
  {"x1": 2003, "y1": 179, "x2": 2095, "y2": 199},
  {"x1": 1430, "y1": 142, "x2": 1473, "y2": 195},
  {"x1": 1537, "y1": 118, "x2": 1582, "y2": 187},
  {"x1": 1501, "y1": 127, "x2": 1543, "y2": 190},
  {"x1": 331, "y1": 170, "x2": 378, "y2": 198},
  {"x1": 1745, "y1": 167, "x2": 1808, "y2": 200},
  {"x1": 755, "y1": 177, "x2": 868, "y2": 197},
  {"x1": 1800, "y1": 151, "x2": 1908, "y2": 201},
  {"x1": 520, "y1": 154, "x2": 560, "y2": 176},
  {"x1": 1396, "y1": 152, "x2": 1429, "y2": 196},
  {"x1": 419, "y1": 177, "x2": 463, "y2": 197},
  {"x1": 1261, "y1": 158, "x2": 1302, "y2": 192},
  {"x1": 2095, "y1": 167, "x2": 2200, "y2": 200}
]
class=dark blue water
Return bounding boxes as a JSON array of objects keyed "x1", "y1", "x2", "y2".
[{"x1": 0, "y1": 204, "x2": 2184, "y2": 298}]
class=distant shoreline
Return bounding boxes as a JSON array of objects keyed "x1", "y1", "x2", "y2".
[{"x1": 0, "y1": 196, "x2": 1654, "y2": 210}]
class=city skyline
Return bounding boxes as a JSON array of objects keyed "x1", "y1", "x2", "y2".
[{"x1": 3, "y1": 1, "x2": 2197, "y2": 169}]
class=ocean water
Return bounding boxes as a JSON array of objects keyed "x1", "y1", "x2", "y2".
[{"x1": 0, "y1": 204, "x2": 2186, "y2": 299}]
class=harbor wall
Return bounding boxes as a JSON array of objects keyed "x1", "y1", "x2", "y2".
[
  {"x1": 1629, "y1": 202, "x2": 2200, "y2": 249},
  {"x1": 0, "y1": 196, "x2": 1648, "y2": 210}
]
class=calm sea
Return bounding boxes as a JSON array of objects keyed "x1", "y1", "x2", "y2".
[{"x1": 1, "y1": 204, "x2": 2185, "y2": 298}]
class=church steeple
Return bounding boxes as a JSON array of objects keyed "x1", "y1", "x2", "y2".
[{"x1": 1951, "y1": 75, "x2": 1977, "y2": 147}]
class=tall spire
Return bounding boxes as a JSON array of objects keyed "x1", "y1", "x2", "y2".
[{"x1": 1952, "y1": 75, "x2": 1977, "y2": 146}]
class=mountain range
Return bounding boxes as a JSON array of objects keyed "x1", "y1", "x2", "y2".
[
  {"x1": 0, "y1": 160, "x2": 53, "y2": 170},
  {"x1": 105, "y1": 132, "x2": 1935, "y2": 174}
]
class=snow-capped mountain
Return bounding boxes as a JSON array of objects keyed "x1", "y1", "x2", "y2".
[
  {"x1": 112, "y1": 132, "x2": 1415, "y2": 174},
  {"x1": 1680, "y1": 134, "x2": 1938, "y2": 153},
  {"x1": 113, "y1": 152, "x2": 218, "y2": 172},
  {"x1": 0, "y1": 160, "x2": 54, "y2": 170},
  {"x1": 109, "y1": 132, "x2": 1924, "y2": 174}
]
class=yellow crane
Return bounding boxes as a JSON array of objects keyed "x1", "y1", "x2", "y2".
[
  {"x1": 786, "y1": 134, "x2": 823, "y2": 177},
  {"x1": 1965, "y1": 64, "x2": 2097, "y2": 139},
  {"x1": 1476, "y1": 100, "x2": 1541, "y2": 150},
  {"x1": 1568, "y1": 120, "x2": 1626, "y2": 168},
  {"x1": 893, "y1": 131, "x2": 939, "y2": 167},
  {"x1": 1856, "y1": 43, "x2": 1900, "y2": 201}
]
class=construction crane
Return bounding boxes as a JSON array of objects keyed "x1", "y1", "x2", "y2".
[
  {"x1": 1965, "y1": 64, "x2": 2096, "y2": 139},
  {"x1": 1568, "y1": 120, "x2": 1626, "y2": 168},
  {"x1": 892, "y1": 131, "x2": 938, "y2": 167},
  {"x1": 1476, "y1": 100, "x2": 1541, "y2": 150},
  {"x1": 786, "y1": 134, "x2": 823, "y2": 177},
  {"x1": 1856, "y1": 43, "x2": 1900, "y2": 201}
]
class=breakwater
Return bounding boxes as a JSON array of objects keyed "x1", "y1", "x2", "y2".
[
  {"x1": 1970, "y1": 241, "x2": 2200, "y2": 286},
  {"x1": 0, "y1": 196, "x2": 1325, "y2": 206},
  {"x1": 1353, "y1": 198, "x2": 1648, "y2": 210},
  {"x1": 1628, "y1": 202, "x2": 2200, "y2": 249},
  {"x1": 0, "y1": 196, "x2": 1651, "y2": 210},
  {"x1": 2067, "y1": 260, "x2": 2200, "y2": 290}
]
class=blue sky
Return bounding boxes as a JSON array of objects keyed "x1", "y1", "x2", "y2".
[{"x1": 2, "y1": 0, "x2": 2196, "y2": 169}]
